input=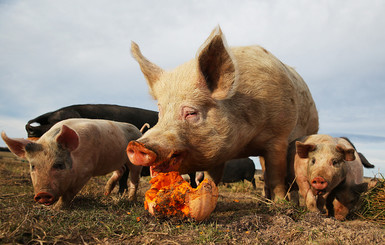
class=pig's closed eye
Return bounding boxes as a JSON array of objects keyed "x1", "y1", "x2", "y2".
[
  {"x1": 52, "y1": 161, "x2": 66, "y2": 170},
  {"x1": 182, "y1": 107, "x2": 200, "y2": 123}
]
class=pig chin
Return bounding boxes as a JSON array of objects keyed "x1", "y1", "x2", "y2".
[
  {"x1": 151, "y1": 149, "x2": 188, "y2": 174},
  {"x1": 310, "y1": 187, "x2": 327, "y2": 196}
]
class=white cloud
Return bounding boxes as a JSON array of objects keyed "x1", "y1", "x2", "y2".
[{"x1": 0, "y1": 0, "x2": 384, "y2": 160}]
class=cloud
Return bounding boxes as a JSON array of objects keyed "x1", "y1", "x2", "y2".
[{"x1": 0, "y1": 0, "x2": 385, "y2": 145}]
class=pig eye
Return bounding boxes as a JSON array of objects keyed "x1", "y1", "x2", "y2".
[
  {"x1": 30, "y1": 164, "x2": 35, "y2": 171},
  {"x1": 52, "y1": 161, "x2": 66, "y2": 170},
  {"x1": 182, "y1": 106, "x2": 200, "y2": 123},
  {"x1": 332, "y1": 159, "x2": 340, "y2": 166},
  {"x1": 311, "y1": 158, "x2": 316, "y2": 165}
]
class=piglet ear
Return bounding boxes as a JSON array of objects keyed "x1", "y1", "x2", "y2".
[
  {"x1": 296, "y1": 141, "x2": 316, "y2": 158},
  {"x1": 1, "y1": 131, "x2": 31, "y2": 158},
  {"x1": 197, "y1": 26, "x2": 236, "y2": 100},
  {"x1": 56, "y1": 125, "x2": 79, "y2": 152},
  {"x1": 336, "y1": 145, "x2": 356, "y2": 161}
]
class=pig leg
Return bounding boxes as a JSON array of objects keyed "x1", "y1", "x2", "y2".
[
  {"x1": 105, "y1": 165, "x2": 126, "y2": 196},
  {"x1": 331, "y1": 198, "x2": 349, "y2": 221},
  {"x1": 260, "y1": 156, "x2": 270, "y2": 197},
  {"x1": 263, "y1": 141, "x2": 288, "y2": 201},
  {"x1": 315, "y1": 195, "x2": 327, "y2": 214},
  {"x1": 331, "y1": 185, "x2": 364, "y2": 220},
  {"x1": 204, "y1": 163, "x2": 225, "y2": 185},
  {"x1": 289, "y1": 190, "x2": 300, "y2": 206},
  {"x1": 304, "y1": 190, "x2": 318, "y2": 212},
  {"x1": 53, "y1": 177, "x2": 91, "y2": 210},
  {"x1": 251, "y1": 178, "x2": 256, "y2": 189},
  {"x1": 297, "y1": 176, "x2": 319, "y2": 212},
  {"x1": 118, "y1": 168, "x2": 130, "y2": 194},
  {"x1": 259, "y1": 157, "x2": 265, "y2": 181},
  {"x1": 127, "y1": 164, "x2": 142, "y2": 201}
]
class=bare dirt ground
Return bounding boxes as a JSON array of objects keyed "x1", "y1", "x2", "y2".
[{"x1": 1, "y1": 150, "x2": 384, "y2": 244}]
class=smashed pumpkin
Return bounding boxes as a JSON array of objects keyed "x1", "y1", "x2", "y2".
[
  {"x1": 27, "y1": 137, "x2": 40, "y2": 141},
  {"x1": 145, "y1": 171, "x2": 218, "y2": 221}
]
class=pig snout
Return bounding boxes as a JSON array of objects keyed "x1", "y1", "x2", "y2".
[
  {"x1": 126, "y1": 141, "x2": 157, "y2": 166},
  {"x1": 310, "y1": 177, "x2": 328, "y2": 194},
  {"x1": 34, "y1": 192, "x2": 55, "y2": 206}
]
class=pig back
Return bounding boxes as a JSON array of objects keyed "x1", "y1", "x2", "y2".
[
  {"x1": 231, "y1": 46, "x2": 319, "y2": 144},
  {"x1": 59, "y1": 119, "x2": 141, "y2": 176}
]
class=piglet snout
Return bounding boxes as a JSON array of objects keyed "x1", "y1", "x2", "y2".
[
  {"x1": 34, "y1": 192, "x2": 55, "y2": 206},
  {"x1": 126, "y1": 141, "x2": 157, "y2": 166},
  {"x1": 311, "y1": 177, "x2": 328, "y2": 191}
]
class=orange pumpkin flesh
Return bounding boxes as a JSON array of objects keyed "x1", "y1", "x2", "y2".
[
  {"x1": 145, "y1": 171, "x2": 218, "y2": 221},
  {"x1": 27, "y1": 137, "x2": 40, "y2": 141}
]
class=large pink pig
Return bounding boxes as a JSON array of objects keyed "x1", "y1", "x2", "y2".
[
  {"x1": 2, "y1": 119, "x2": 142, "y2": 209},
  {"x1": 126, "y1": 26, "x2": 319, "y2": 201},
  {"x1": 287, "y1": 135, "x2": 370, "y2": 220}
]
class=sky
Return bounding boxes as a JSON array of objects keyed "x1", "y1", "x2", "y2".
[{"x1": 0, "y1": 0, "x2": 384, "y2": 176}]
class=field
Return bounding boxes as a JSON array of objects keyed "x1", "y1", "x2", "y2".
[{"x1": 1, "y1": 151, "x2": 385, "y2": 244}]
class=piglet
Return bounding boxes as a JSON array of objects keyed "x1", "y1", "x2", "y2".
[
  {"x1": 287, "y1": 134, "x2": 371, "y2": 220},
  {"x1": 2, "y1": 118, "x2": 142, "y2": 209}
]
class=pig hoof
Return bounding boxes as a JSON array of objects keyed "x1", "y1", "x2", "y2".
[{"x1": 334, "y1": 214, "x2": 346, "y2": 221}]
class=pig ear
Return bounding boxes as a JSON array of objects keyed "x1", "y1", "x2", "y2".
[
  {"x1": 56, "y1": 125, "x2": 79, "y2": 152},
  {"x1": 131, "y1": 41, "x2": 163, "y2": 98},
  {"x1": 197, "y1": 26, "x2": 236, "y2": 100},
  {"x1": 1, "y1": 131, "x2": 31, "y2": 158},
  {"x1": 336, "y1": 145, "x2": 356, "y2": 161},
  {"x1": 296, "y1": 141, "x2": 316, "y2": 158}
]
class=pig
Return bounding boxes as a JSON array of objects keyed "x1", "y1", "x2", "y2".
[
  {"x1": 195, "y1": 158, "x2": 256, "y2": 189},
  {"x1": 26, "y1": 104, "x2": 158, "y2": 138},
  {"x1": 25, "y1": 104, "x2": 158, "y2": 195},
  {"x1": 287, "y1": 134, "x2": 370, "y2": 220},
  {"x1": 2, "y1": 118, "x2": 142, "y2": 209},
  {"x1": 126, "y1": 26, "x2": 319, "y2": 201}
]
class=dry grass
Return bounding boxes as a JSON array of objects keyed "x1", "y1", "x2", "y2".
[
  {"x1": 356, "y1": 175, "x2": 385, "y2": 226},
  {"x1": 1, "y1": 151, "x2": 385, "y2": 244}
]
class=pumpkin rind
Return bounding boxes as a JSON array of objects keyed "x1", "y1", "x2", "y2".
[{"x1": 144, "y1": 172, "x2": 218, "y2": 221}]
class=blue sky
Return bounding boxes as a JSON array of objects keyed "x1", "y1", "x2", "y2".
[{"x1": 1, "y1": 0, "x2": 384, "y2": 176}]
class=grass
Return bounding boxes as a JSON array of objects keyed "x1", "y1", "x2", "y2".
[
  {"x1": 1, "y1": 151, "x2": 385, "y2": 244},
  {"x1": 355, "y1": 175, "x2": 385, "y2": 226},
  {"x1": 0, "y1": 151, "x2": 263, "y2": 244}
]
